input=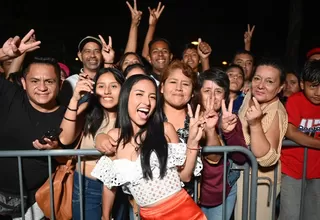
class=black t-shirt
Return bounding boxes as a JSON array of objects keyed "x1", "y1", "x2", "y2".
[{"x1": 0, "y1": 77, "x2": 66, "y2": 198}]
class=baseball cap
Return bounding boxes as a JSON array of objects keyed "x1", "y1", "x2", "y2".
[
  {"x1": 306, "y1": 47, "x2": 320, "y2": 59},
  {"x1": 78, "y1": 36, "x2": 102, "y2": 51},
  {"x1": 58, "y1": 62, "x2": 70, "y2": 77}
]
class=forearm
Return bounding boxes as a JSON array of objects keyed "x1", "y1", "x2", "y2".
[
  {"x1": 286, "y1": 126, "x2": 320, "y2": 149},
  {"x1": 102, "y1": 186, "x2": 116, "y2": 220},
  {"x1": 200, "y1": 57, "x2": 210, "y2": 71},
  {"x1": 0, "y1": 48, "x2": 9, "y2": 62},
  {"x1": 6, "y1": 53, "x2": 26, "y2": 78},
  {"x1": 59, "y1": 97, "x2": 83, "y2": 145},
  {"x1": 245, "y1": 42, "x2": 251, "y2": 51},
  {"x1": 124, "y1": 24, "x2": 138, "y2": 53},
  {"x1": 249, "y1": 122, "x2": 272, "y2": 158},
  {"x1": 142, "y1": 25, "x2": 156, "y2": 59},
  {"x1": 179, "y1": 141, "x2": 199, "y2": 182}
]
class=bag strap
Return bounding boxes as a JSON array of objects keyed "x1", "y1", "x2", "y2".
[{"x1": 65, "y1": 131, "x2": 84, "y2": 166}]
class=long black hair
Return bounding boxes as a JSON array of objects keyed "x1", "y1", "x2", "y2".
[
  {"x1": 83, "y1": 68, "x2": 125, "y2": 137},
  {"x1": 115, "y1": 74, "x2": 168, "y2": 180}
]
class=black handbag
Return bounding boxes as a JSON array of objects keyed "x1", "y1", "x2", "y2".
[{"x1": 0, "y1": 190, "x2": 27, "y2": 218}]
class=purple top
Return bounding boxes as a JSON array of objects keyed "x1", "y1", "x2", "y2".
[{"x1": 200, "y1": 119, "x2": 247, "y2": 206}]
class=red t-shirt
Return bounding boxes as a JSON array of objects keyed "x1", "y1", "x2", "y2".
[{"x1": 281, "y1": 92, "x2": 320, "y2": 179}]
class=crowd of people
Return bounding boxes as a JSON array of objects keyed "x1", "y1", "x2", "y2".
[{"x1": 1, "y1": 1, "x2": 320, "y2": 220}]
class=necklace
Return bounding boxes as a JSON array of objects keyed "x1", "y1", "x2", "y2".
[{"x1": 129, "y1": 141, "x2": 140, "y2": 152}]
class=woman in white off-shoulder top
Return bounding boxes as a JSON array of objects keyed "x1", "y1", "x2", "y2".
[{"x1": 92, "y1": 74, "x2": 207, "y2": 220}]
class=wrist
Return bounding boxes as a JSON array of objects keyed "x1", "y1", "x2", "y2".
[
  {"x1": 70, "y1": 96, "x2": 80, "y2": 104},
  {"x1": 249, "y1": 121, "x2": 262, "y2": 130}
]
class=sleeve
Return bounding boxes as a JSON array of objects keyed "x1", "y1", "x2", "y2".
[
  {"x1": 91, "y1": 156, "x2": 125, "y2": 189},
  {"x1": 0, "y1": 76, "x2": 20, "y2": 102},
  {"x1": 167, "y1": 143, "x2": 203, "y2": 176},
  {"x1": 223, "y1": 119, "x2": 248, "y2": 164},
  {"x1": 286, "y1": 94, "x2": 301, "y2": 127}
]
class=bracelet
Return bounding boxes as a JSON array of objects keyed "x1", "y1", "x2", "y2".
[
  {"x1": 64, "y1": 116, "x2": 76, "y2": 122},
  {"x1": 187, "y1": 145, "x2": 202, "y2": 150},
  {"x1": 67, "y1": 107, "x2": 78, "y2": 111}
]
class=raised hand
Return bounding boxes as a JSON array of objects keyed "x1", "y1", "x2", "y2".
[
  {"x1": 197, "y1": 38, "x2": 212, "y2": 59},
  {"x1": 2, "y1": 29, "x2": 41, "y2": 58},
  {"x1": 72, "y1": 75, "x2": 94, "y2": 101},
  {"x1": 99, "y1": 35, "x2": 115, "y2": 64},
  {"x1": 148, "y1": 2, "x2": 165, "y2": 26},
  {"x1": 203, "y1": 93, "x2": 219, "y2": 131},
  {"x1": 221, "y1": 98, "x2": 238, "y2": 133},
  {"x1": 126, "y1": 0, "x2": 143, "y2": 26},
  {"x1": 187, "y1": 104, "x2": 205, "y2": 145},
  {"x1": 244, "y1": 24, "x2": 255, "y2": 45},
  {"x1": 245, "y1": 97, "x2": 263, "y2": 126}
]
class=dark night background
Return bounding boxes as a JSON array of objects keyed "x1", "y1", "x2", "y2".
[{"x1": 1, "y1": 0, "x2": 319, "y2": 72}]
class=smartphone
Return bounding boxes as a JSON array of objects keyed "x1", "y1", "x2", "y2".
[{"x1": 38, "y1": 128, "x2": 62, "y2": 145}]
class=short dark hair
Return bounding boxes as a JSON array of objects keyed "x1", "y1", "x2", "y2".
[
  {"x1": 253, "y1": 58, "x2": 286, "y2": 85},
  {"x1": 148, "y1": 38, "x2": 172, "y2": 54},
  {"x1": 231, "y1": 49, "x2": 255, "y2": 64},
  {"x1": 301, "y1": 60, "x2": 320, "y2": 84},
  {"x1": 23, "y1": 57, "x2": 61, "y2": 81},
  {"x1": 193, "y1": 67, "x2": 230, "y2": 111},
  {"x1": 181, "y1": 43, "x2": 198, "y2": 59},
  {"x1": 225, "y1": 64, "x2": 245, "y2": 78}
]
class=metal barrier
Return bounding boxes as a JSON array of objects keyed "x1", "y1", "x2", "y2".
[{"x1": 0, "y1": 146, "x2": 259, "y2": 220}]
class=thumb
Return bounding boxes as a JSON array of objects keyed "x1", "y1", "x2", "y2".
[
  {"x1": 109, "y1": 136, "x2": 117, "y2": 146},
  {"x1": 198, "y1": 38, "x2": 202, "y2": 43}
]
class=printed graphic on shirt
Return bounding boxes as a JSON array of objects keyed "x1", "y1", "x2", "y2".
[{"x1": 299, "y1": 119, "x2": 320, "y2": 139}]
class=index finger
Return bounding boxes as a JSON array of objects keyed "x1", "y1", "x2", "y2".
[
  {"x1": 159, "y1": 5, "x2": 165, "y2": 14},
  {"x1": 247, "y1": 24, "x2": 250, "y2": 32},
  {"x1": 108, "y1": 36, "x2": 112, "y2": 48},
  {"x1": 194, "y1": 104, "x2": 201, "y2": 120},
  {"x1": 187, "y1": 104, "x2": 193, "y2": 118},
  {"x1": 21, "y1": 29, "x2": 35, "y2": 42},
  {"x1": 221, "y1": 99, "x2": 227, "y2": 114},
  {"x1": 228, "y1": 98, "x2": 234, "y2": 113},
  {"x1": 157, "y1": 2, "x2": 162, "y2": 12},
  {"x1": 134, "y1": 0, "x2": 137, "y2": 10},
  {"x1": 250, "y1": 25, "x2": 256, "y2": 34},
  {"x1": 252, "y1": 97, "x2": 260, "y2": 109},
  {"x1": 98, "y1": 35, "x2": 107, "y2": 45},
  {"x1": 126, "y1": 1, "x2": 134, "y2": 12}
]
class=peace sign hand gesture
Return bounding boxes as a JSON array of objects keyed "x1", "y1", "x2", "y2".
[
  {"x1": 203, "y1": 94, "x2": 219, "y2": 131},
  {"x1": 187, "y1": 104, "x2": 205, "y2": 145},
  {"x1": 245, "y1": 97, "x2": 263, "y2": 126},
  {"x1": 148, "y1": 2, "x2": 165, "y2": 26},
  {"x1": 244, "y1": 24, "x2": 255, "y2": 45},
  {"x1": 2, "y1": 29, "x2": 41, "y2": 59},
  {"x1": 126, "y1": 0, "x2": 143, "y2": 27},
  {"x1": 221, "y1": 98, "x2": 238, "y2": 133},
  {"x1": 99, "y1": 35, "x2": 115, "y2": 64}
]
